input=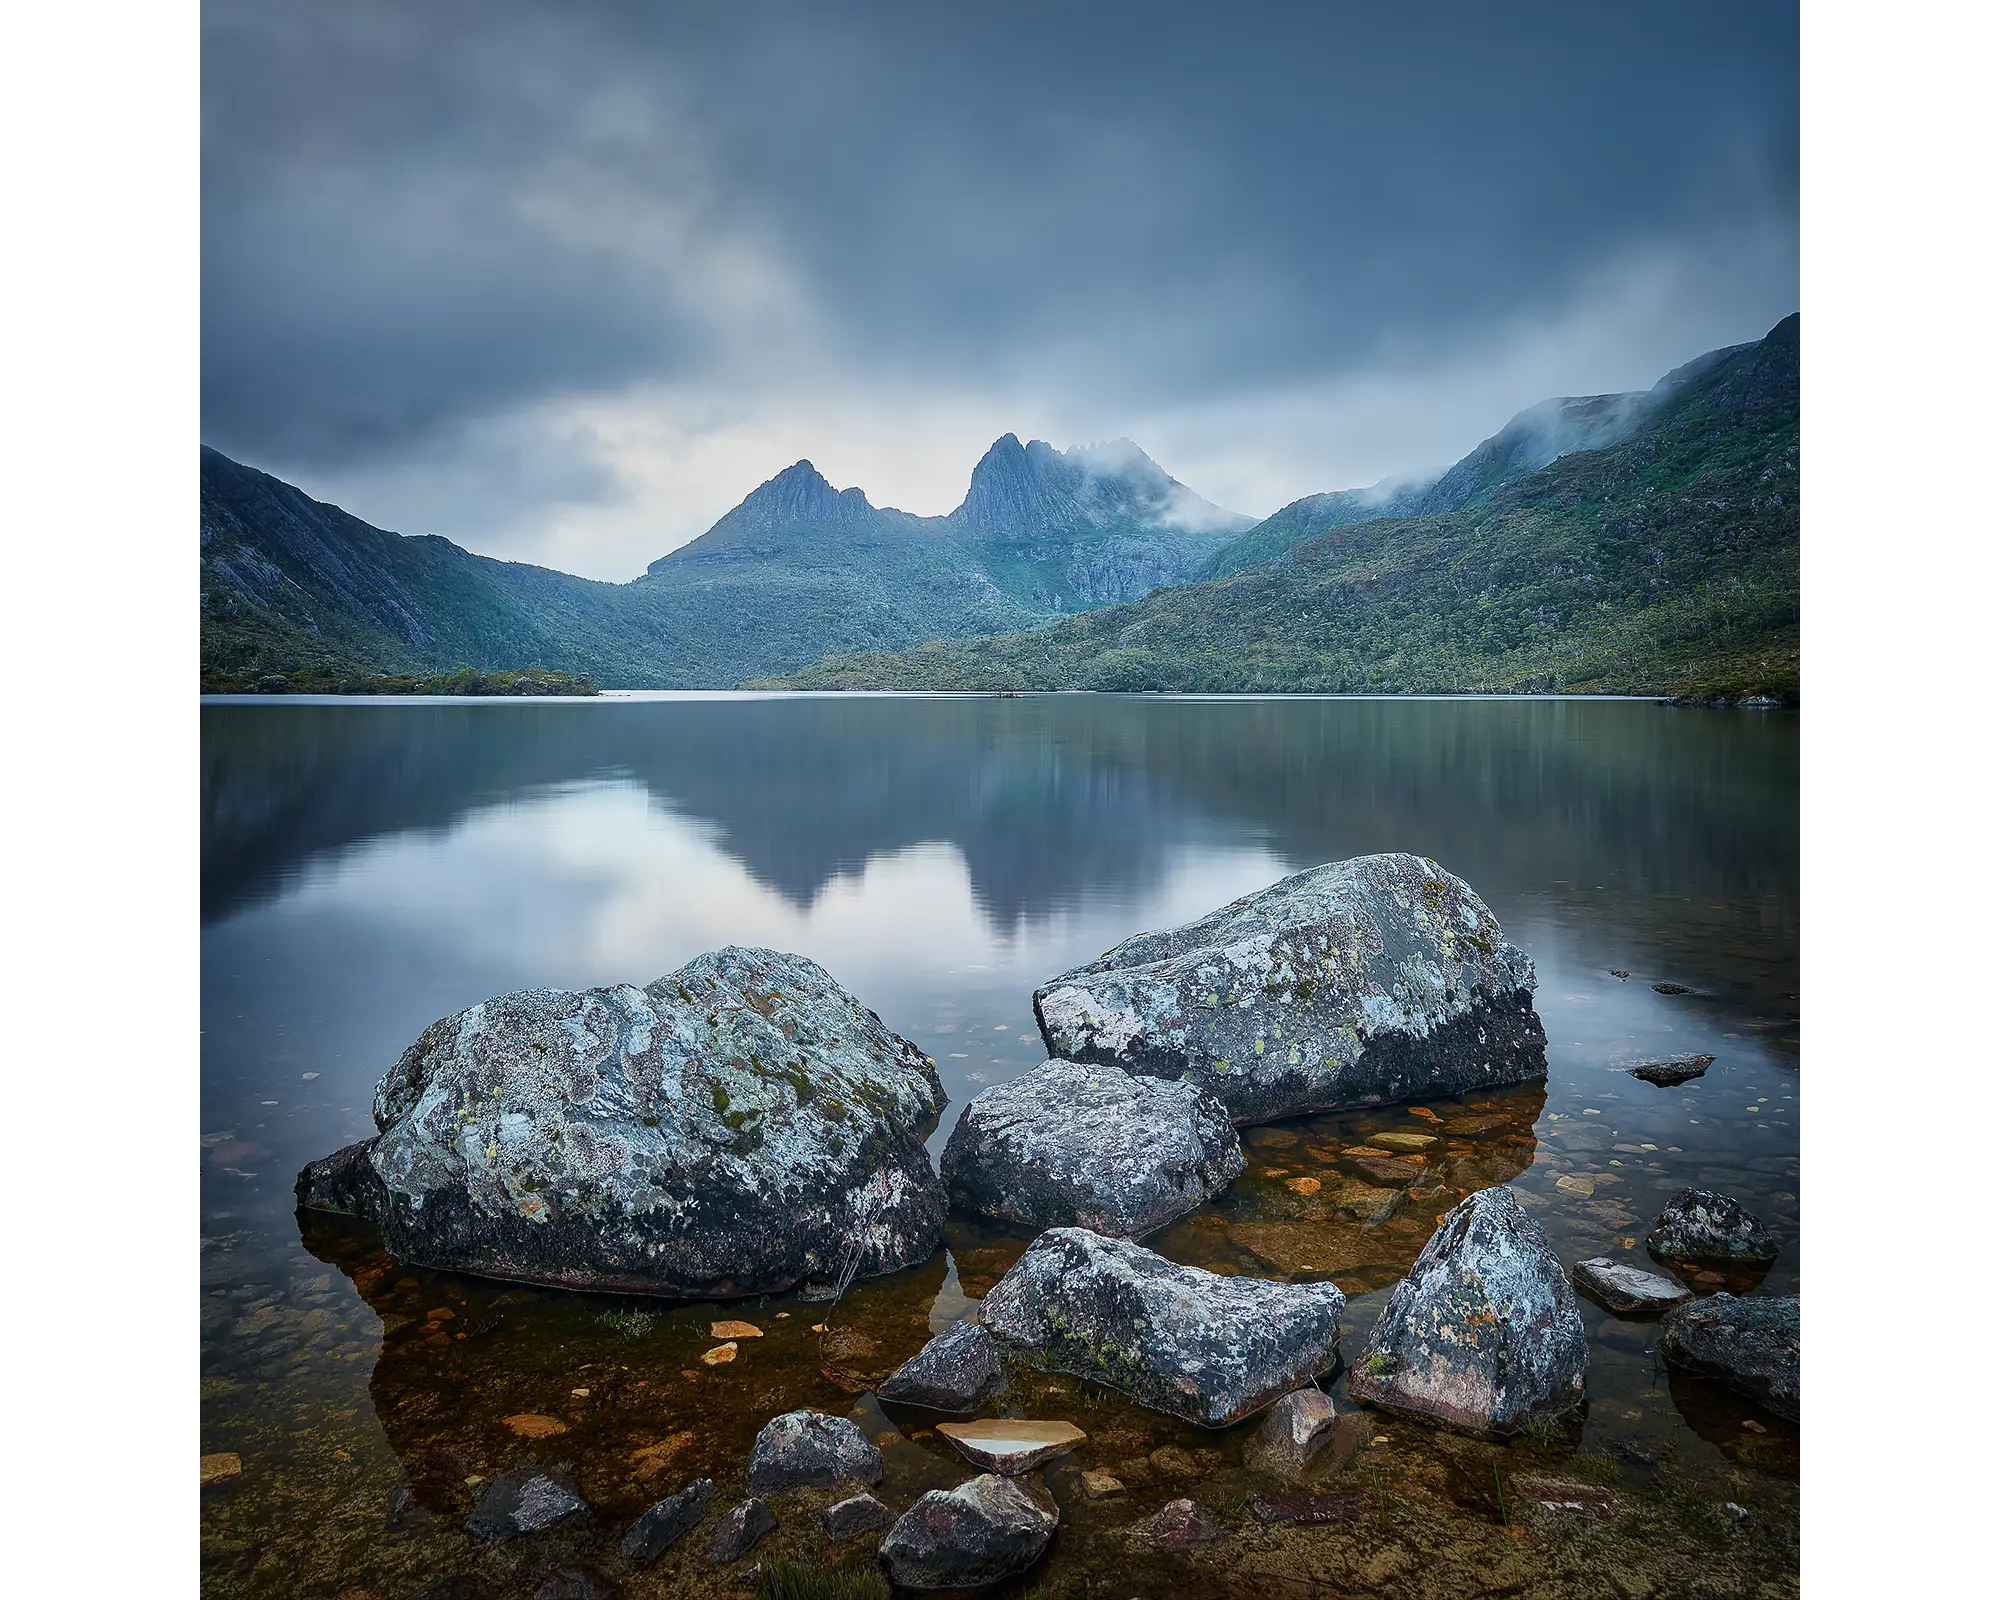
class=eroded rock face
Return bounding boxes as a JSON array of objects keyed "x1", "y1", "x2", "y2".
[
  {"x1": 294, "y1": 947, "x2": 948, "y2": 1299},
  {"x1": 745, "y1": 1410, "x2": 883, "y2": 1492},
  {"x1": 1660, "y1": 1294, "x2": 1799, "y2": 1421},
  {"x1": 877, "y1": 1320, "x2": 1007, "y2": 1413},
  {"x1": 1647, "y1": 1189, "x2": 1781, "y2": 1263},
  {"x1": 878, "y1": 1474, "x2": 1058, "y2": 1590},
  {"x1": 1033, "y1": 855, "x2": 1545, "y2": 1124},
  {"x1": 1348, "y1": 1187, "x2": 1586, "y2": 1436},
  {"x1": 941, "y1": 1060, "x2": 1243, "y2": 1237},
  {"x1": 978, "y1": 1227, "x2": 1345, "y2": 1427}
]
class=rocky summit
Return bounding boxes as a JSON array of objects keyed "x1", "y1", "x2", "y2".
[
  {"x1": 293, "y1": 946, "x2": 948, "y2": 1299},
  {"x1": 1348, "y1": 1187, "x2": 1587, "y2": 1436},
  {"x1": 1660, "y1": 1293, "x2": 1800, "y2": 1421},
  {"x1": 940, "y1": 1058, "x2": 1244, "y2": 1237},
  {"x1": 978, "y1": 1226, "x2": 1346, "y2": 1427},
  {"x1": 1032, "y1": 854, "x2": 1546, "y2": 1124}
]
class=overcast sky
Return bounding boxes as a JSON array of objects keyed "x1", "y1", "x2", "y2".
[{"x1": 202, "y1": 0, "x2": 1798, "y2": 580}]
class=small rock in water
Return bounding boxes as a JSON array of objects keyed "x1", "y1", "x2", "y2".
[
  {"x1": 1249, "y1": 1490, "x2": 1366, "y2": 1526},
  {"x1": 1346, "y1": 1153, "x2": 1428, "y2": 1187},
  {"x1": 1628, "y1": 1054, "x2": 1715, "y2": 1087},
  {"x1": 1242, "y1": 1388, "x2": 1366, "y2": 1483},
  {"x1": 1610, "y1": 970, "x2": 1630, "y2": 979},
  {"x1": 533, "y1": 1569, "x2": 618, "y2": 1600},
  {"x1": 1148, "y1": 1445, "x2": 1199, "y2": 1478},
  {"x1": 501, "y1": 1414, "x2": 568, "y2": 1438},
  {"x1": 879, "y1": 1474, "x2": 1058, "y2": 1589},
  {"x1": 746, "y1": 1410, "x2": 884, "y2": 1492},
  {"x1": 700, "y1": 1343, "x2": 738, "y2": 1366},
  {"x1": 709, "y1": 1320, "x2": 763, "y2": 1339},
  {"x1": 1659, "y1": 1294, "x2": 1799, "y2": 1420},
  {"x1": 617, "y1": 1478, "x2": 716, "y2": 1567},
  {"x1": 465, "y1": 1467, "x2": 588, "y2": 1540},
  {"x1": 822, "y1": 1491, "x2": 893, "y2": 1541},
  {"x1": 1348, "y1": 1187, "x2": 1586, "y2": 1436},
  {"x1": 1141, "y1": 1498, "x2": 1223, "y2": 1546},
  {"x1": 706, "y1": 1498, "x2": 776, "y2": 1564},
  {"x1": 200, "y1": 1452, "x2": 242, "y2": 1487},
  {"x1": 1079, "y1": 1471, "x2": 1126, "y2": 1500},
  {"x1": 1513, "y1": 1478, "x2": 1616, "y2": 1520},
  {"x1": 1284, "y1": 1176, "x2": 1322, "y2": 1196},
  {"x1": 1651, "y1": 983, "x2": 1692, "y2": 996},
  {"x1": 1647, "y1": 1188, "x2": 1781, "y2": 1263},
  {"x1": 936, "y1": 1418, "x2": 1086, "y2": 1474},
  {"x1": 877, "y1": 1320, "x2": 1006, "y2": 1413},
  {"x1": 1366, "y1": 1131, "x2": 1438, "y2": 1152},
  {"x1": 1573, "y1": 1258, "x2": 1692, "y2": 1314}
]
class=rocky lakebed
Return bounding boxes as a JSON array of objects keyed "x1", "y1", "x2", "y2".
[{"x1": 202, "y1": 853, "x2": 1800, "y2": 1600}]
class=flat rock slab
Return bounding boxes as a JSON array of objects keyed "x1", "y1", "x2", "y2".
[
  {"x1": 296, "y1": 947, "x2": 949, "y2": 1299},
  {"x1": 1033, "y1": 854, "x2": 1547, "y2": 1124},
  {"x1": 941, "y1": 1059, "x2": 1244, "y2": 1237},
  {"x1": 617, "y1": 1478, "x2": 715, "y2": 1567},
  {"x1": 1648, "y1": 1188, "x2": 1781, "y2": 1263},
  {"x1": 1250, "y1": 1490, "x2": 1368, "y2": 1526},
  {"x1": 1573, "y1": 1258, "x2": 1692, "y2": 1314},
  {"x1": 879, "y1": 1474, "x2": 1058, "y2": 1590},
  {"x1": 746, "y1": 1410, "x2": 883, "y2": 1492},
  {"x1": 1349, "y1": 1187, "x2": 1587, "y2": 1437},
  {"x1": 878, "y1": 1319, "x2": 1007, "y2": 1414},
  {"x1": 937, "y1": 1419, "x2": 1086, "y2": 1474},
  {"x1": 1366, "y1": 1131, "x2": 1439, "y2": 1152},
  {"x1": 1628, "y1": 1054, "x2": 1715, "y2": 1087},
  {"x1": 979, "y1": 1227, "x2": 1345, "y2": 1427},
  {"x1": 465, "y1": 1468, "x2": 588, "y2": 1541},
  {"x1": 1660, "y1": 1293, "x2": 1799, "y2": 1421},
  {"x1": 706, "y1": 1499, "x2": 776, "y2": 1564}
]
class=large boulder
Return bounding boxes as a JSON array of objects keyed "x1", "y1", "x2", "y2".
[
  {"x1": 1647, "y1": 1188, "x2": 1781, "y2": 1263},
  {"x1": 1347, "y1": 1187, "x2": 1586, "y2": 1436},
  {"x1": 877, "y1": 1320, "x2": 1007, "y2": 1413},
  {"x1": 745, "y1": 1410, "x2": 883, "y2": 1492},
  {"x1": 940, "y1": 1060, "x2": 1244, "y2": 1237},
  {"x1": 878, "y1": 1474, "x2": 1058, "y2": 1589},
  {"x1": 1660, "y1": 1294, "x2": 1799, "y2": 1421},
  {"x1": 1033, "y1": 855, "x2": 1545, "y2": 1124},
  {"x1": 978, "y1": 1227, "x2": 1345, "y2": 1427},
  {"x1": 293, "y1": 948, "x2": 948, "y2": 1298}
]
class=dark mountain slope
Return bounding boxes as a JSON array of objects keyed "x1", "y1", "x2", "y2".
[{"x1": 760, "y1": 315, "x2": 1800, "y2": 700}]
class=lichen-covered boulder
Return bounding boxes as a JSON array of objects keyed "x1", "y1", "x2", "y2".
[
  {"x1": 1660, "y1": 1294, "x2": 1799, "y2": 1421},
  {"x1": 1033, "y1": 855, "x2": 1545, "y2": 1124},
  {"x1": 1348, "y1": 1187, "x2": 1586, "y2": 1436},
  {"x1": 294, "y1": 947, "x2": 948, "y2": 1298},
  {"x1": 877, "y1": 1320, "x2": 1007, "y2": 1413},
  {"x1": 879, "y1": 1474, "x2": 1058, "y2": 1589},
  {"x1": 941, "y1": 1060, "x2": 1244, "y2": 1237},
  {"x1": 978, "y1": 1227, "x2": 1345, "y2": 1427},
  {"x1": 1647, "y1": 1188, "x2": 1781, "y2": 1264},
  {"x1": 745, "y1": 1410, "x2": 884, "y2": 1492}
]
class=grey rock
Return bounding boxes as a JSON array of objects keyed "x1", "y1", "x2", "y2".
[
  {"x1": 822, "y1": 1491, "x2": 892, "y2": 1541},
  {"x1": 1627, "y1": 1053, "x2": 1714, "y2": 1087},
  {"x1": 745, "y1": 1410, "x2": 883, "y2": 1493},
  {"x1": 1647, "y1": 1189, "x2": 1781, "y2": 1263},
  {"x1": 295, "y1": 947, "x2": 948, "y2": 1298},
  {"x1": 464, "y1": 1467, "x2": 588, "y2": 1541},
  {"x1": 1348, "y1": 1187, "x2": 1587, "y2": 1436},
  {"x1": 616, "y1": 1478, "x2": 715, "y2": 1567},
  {"x1": 878, "y1": 1474, "x2": 1058, "y2": 1589},
  {"x1": 1659, "y1": 1294, "x2": 1799, "y2": 1421},
  {"x1": 1033, "y1": 855, "x2": 1545, "y2": 1124},
  {"x1": 877, "y1": 1320, "x2": 1006, "y2": 1413},
  {"x1": 979, "y1": 1226, "x2": 1345, "y2": 1427},
  {"x1": 1248, "y1": 1490, "x2": 1367, "y2": 1525},
  {"x1": 941, "y1": 1059, "x2": 1243, "y2": 1237},
  {"x1": 1141, "y1": 1498, "x2": 1223, "y2": 1546},
  {"x1": 1241, "y1": 1388, "x2": 1366, "y2": 1483},
  {"x1": 1574, "y1": 1258, "x2": 1693, "y2": 1314},
  {"x1": 534, "y1": 1570, "x2": 618, "y2": 1600},
  {"x1": 705, "y1": 1498, "x2": 776, "y2": 1564}
]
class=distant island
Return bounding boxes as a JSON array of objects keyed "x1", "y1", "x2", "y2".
[{"x1": 201, "y1": 316, "x2": 1797, "y2": 704}]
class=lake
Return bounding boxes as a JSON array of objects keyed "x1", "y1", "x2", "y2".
[{"x1": 201, "y1": 693, "x2": 1799, "y2": 1598}]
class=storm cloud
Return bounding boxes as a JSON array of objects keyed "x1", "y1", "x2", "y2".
[{"x1": 203, "y1": 1, "x2": 1798, "y2": 578}]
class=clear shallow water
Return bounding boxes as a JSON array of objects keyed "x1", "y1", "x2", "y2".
[{"x1": 201, "y1": 695, "x2": 1799, "y2": 1598}]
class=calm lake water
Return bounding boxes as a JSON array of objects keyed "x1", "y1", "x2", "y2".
[{"x1": 201, "y1": 694, "x2": 1799, "y2": 1599}]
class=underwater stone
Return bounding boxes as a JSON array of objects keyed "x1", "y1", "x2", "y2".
[
  {"x1": 877, "y1": 1320, "x2": 1007, "y2": 1413},
  {"x1": 978, "y1": 1226, "x2": 1345, "y2": 1427},
  {"x1": 1660, "y1": 1293, "x2": 1799, "y2": 1421},
  {"x1": 1647, "y1": 1188, "x2": 1781, "y2": 1263},
  {"x1": 293, "y1": 947, "x2": 948, "y2": 1299},
  {"x1": 1241, "y1": 1388, "x2": 1366, "y2": 1483},
  {"x1": 1141, "y1": 1498, "x2": 1224, "y2": 1546},
  {"x1": 745, "y1": 1409, "x2": 883, "y2": 1492},
  {"x1": 941, "y1": 1059, "x2": 1244, "y2": 1237},
  {"x1": 1032, "y1": 854, "x2": 1545, "y2": 1124},
  {"x1": 464, "y1": 1467, "x2": 588, "y2": 1541},
  {"x1": 1348, "y1": 1187, "x2": 1587, "y2": 1437},
  {"x1": 878, "y1": 1473, "x2": 1058, "y2": 1589},
  {"x1": 616, "y1": 1477, "x2": 715, "y2": 1567}
]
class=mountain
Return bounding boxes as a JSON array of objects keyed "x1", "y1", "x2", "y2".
[
  {"x1": 758, "y1": 315, "x2": 1800, "y2": 700},
  {"x1": 201, "y1": 437, "x2": 1245, "y2": 689}
]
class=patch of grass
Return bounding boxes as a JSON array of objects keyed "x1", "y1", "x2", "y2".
[
  {"x1": 597, "y1": 1308, "x2": 657, "y2": 1339},
  {"x1": 755, "y1": 1554, "x2": 891, "y2": 1600}
]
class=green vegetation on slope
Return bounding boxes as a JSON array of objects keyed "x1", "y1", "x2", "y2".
[
  {"x1": 202, "y1": 665, "x2": 599, "y2": 696},
  {"x1": 757, "y1": 316, "x2": 1799, "y2": 701}
]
